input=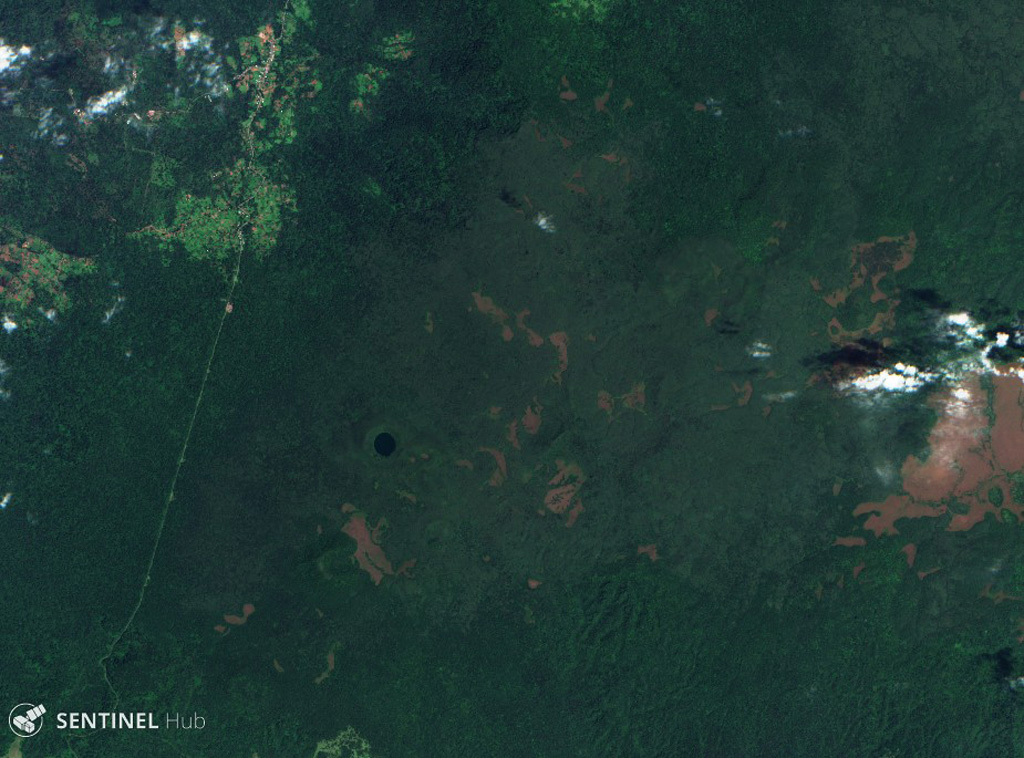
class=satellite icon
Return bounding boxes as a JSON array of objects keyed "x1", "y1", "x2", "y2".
[{"x1": 9, "y1": 703, "x2": 46, "y2": 737}]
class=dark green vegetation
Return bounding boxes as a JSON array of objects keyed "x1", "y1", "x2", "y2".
[{"x1": 4, "y1": 0, "x2": 1024, "y2": 756}]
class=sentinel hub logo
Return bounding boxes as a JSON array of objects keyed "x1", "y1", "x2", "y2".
[{"x1": 8, "y1": 705, "x2": 206, "y2": 737}]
